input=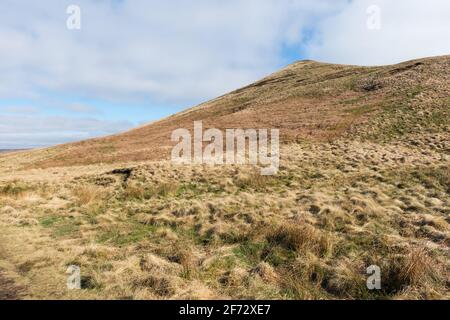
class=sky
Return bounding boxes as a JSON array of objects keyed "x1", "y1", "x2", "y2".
[{"x1": 1, "y1": 0, "x2": 450, "y2": 149}]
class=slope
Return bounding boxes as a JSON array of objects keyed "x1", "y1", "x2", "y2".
[{"x1": 1, "y1": 55, "x2": 449, "y2": 170}]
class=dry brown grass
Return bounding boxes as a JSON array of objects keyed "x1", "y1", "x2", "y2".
[
  {"x1": 0, "y1": 136, "x2": 448, "y2": 300},
  {"x1": 0, "y1": 56, "x2": 448, "y2": 300},
  {"x1": 235, "y1": 172, "x2": 275, "y2": 190},
  {"x1": 72, "y1": 185, "x2": 107, "y2": 206},
  {"x1": 265, "y1": 223, "x2": 333, "y2": 258},
  {"x1": 0, "y1": 180, "x2": 31, "y2": 199},
  {"x1": 122, "y1": 183, "x2": 147, "y2": 201},
  {"x1": 122, "y1": 181, "x2": 178, "y2": 201},
  {"x1": 382, "y1": 248, "x2": 438, "y2": 294}
]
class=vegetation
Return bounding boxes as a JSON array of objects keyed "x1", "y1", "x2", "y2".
[{"x1": 0, "y1": 56, "x2": 448, "y2": 299}]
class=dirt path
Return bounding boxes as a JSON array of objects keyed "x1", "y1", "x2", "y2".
[
  {"x1": 0, "y1": 270, "x2": 24, "y2": 300},
  {"x1": 0, "y1": 244, "x2": 25, "y2": 300}
]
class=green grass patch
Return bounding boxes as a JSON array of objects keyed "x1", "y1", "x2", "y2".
[
  {"x1": 262, "y1": 245, "x2": 297, "y2": 267},
  {"x1": 233, "y1": 241, "x2": 267, "y2": 266},
  {"x1": 346, "y1": 104, "x2": 378, "y2": 116},
  {"x1": 39, "y1": 216, "x2": 62, "y2": 227},
  {"x1": 200, "y1": 255, "x2": 239, "y2": 284},
  {"x1": 176, "y1": 183, "x2": 202, "y2": 198},
  {"x1": 386, "y1": 165, "x2": 450, "y2": 194},
  {"x1": 234, "y1": 238, "x2": 297, "y2": 267},
  {"x1": 53, "y1": 222, "x2": 80, "y2": 237},
  {"x1": 39, "y1": 215, "x2": 80, "y2": 238},
  {"x1": 97, "y1": 223, "x2": 158, "y2": 246}
]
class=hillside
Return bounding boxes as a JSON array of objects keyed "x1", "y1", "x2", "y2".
[
  {"x1": 0, "y1": 56, "x2": 448, "y2": 300},
  {"x1": 1, "y1": 55, "x2": 449, "y2": 170}
]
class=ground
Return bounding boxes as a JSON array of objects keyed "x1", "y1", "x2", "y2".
[
  {"x1": 0, "y1": 271, "x2": 24, "y2": 299},
  {"x1": 0, "y1": 135, "x2": 448, "y2": 299}
]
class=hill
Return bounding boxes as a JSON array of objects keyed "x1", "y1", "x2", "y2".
[
  {"x1": 0, "y1": 56, "x2": 448, "y2": 300},
  {"x1": 1, "y1": 55, "x2": 449, "y2": 169}
]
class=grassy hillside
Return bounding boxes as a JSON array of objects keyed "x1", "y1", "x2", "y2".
[
  {"x1": 0, "y1": 56, "x2": 448, "y2": 299},
  {"x1": 1, "y1": 55, "x2": 448, "y2": 169}
]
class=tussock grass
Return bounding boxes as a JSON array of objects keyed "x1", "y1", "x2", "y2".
[
  {"x1": 1, "y1": 119, "x2": 449, "y2": 300},
  {"x1": 72, "y1": 184, "x2": 108, "y2": 206},
  {"x1": 0, "y1": 180, "x2": 31, "y2": 198},
  {"x1": 133, "y1": 275, "x2": 175, "y2": 297},
  {"x1": 381, "y1": 248, "x2": 438, "y2": 294},
  {"x1": 122, "y1": 183, "x2": 147, "y2": 200},
  {"x1": 121, "y1": 181, "x2": 179, "y2": 201},
  {"x1": 235, "y1": 172, "x2": 275, "y2": 190},
  {"x1": 265, "y1": 223, "x2": 333, "y2": 258}
]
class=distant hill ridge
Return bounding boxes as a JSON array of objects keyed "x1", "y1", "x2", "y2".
[{"x1": 0, "y1": 149, "x2": 28, "y2": 154}]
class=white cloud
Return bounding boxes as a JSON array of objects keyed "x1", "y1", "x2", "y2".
[
  {"x1": 1, "y1": 0, "x2": 448, "y2": 103},
  {"x1": 0, "y1": 0, "x2": 346, "y2": 104},
  {"x1": 0, "y1": 114, "x2": 133, "y2": 148},
  {"x1": 305, "y1": 0, "x2": 450, "y2": 65},
  {"x1": 1, "y1": 105, "x2": 39, "y2": 114}
]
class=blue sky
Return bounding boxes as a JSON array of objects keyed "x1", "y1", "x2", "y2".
[{"x1": 1, "y1": 0, "x2": 450, "y2": 149}]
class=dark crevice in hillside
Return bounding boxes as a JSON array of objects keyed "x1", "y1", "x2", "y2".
[
  {"x1": 0, "y1": 270, "x2": 25, "y2": 300},
  {"x1": 386, "y1": 62, "x2": 424, "y2": 75},
  {"x1": 109, "y1": 168, "x2": 134, "y2": 183}
]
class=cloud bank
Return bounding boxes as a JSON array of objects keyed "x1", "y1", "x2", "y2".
[
  {"x1": 306, "y1": 0, "x2": 450, "y2": 66},
  {"x1": 0, "y1": 0, "x2": 344, "y2": 103}
]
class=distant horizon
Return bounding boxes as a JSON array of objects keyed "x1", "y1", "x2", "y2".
[{"x1": 0, "y1": 148, "x2": 30, "y2": 153}]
